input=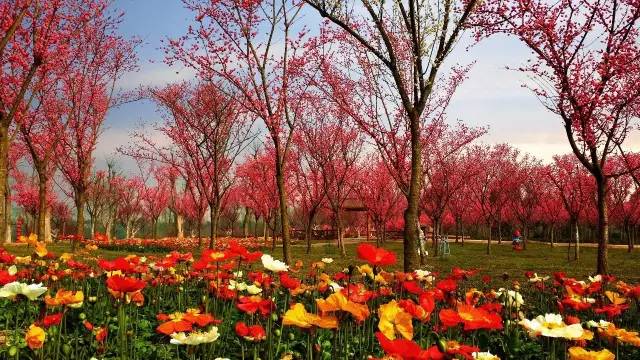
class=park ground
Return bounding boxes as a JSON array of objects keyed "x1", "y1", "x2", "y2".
[{"x1": 5, "y1": 239, "x2": 639, "y2": 281}]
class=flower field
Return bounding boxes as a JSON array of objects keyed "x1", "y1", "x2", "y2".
[{"x1": 0, "y1": 238, "x2": 639, "y2": 360}]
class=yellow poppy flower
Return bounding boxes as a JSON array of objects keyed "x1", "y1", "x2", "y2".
[
  {"x1": 316, "y1": 292, "x2": 370, "y2": 321},
  {"x1": 604, "y1": 291, "x2": 627, "y2": 305},
  {"x1": 34, "y1": 242, "x2": 48, "y2": 257},
  {"x1": 283, "y1": 303, "x2": 338, "y2": 329},
  {"x1": 567, "y1": 347, "x2": 615, "y2": 360},
  {"x1": 25, "y1": 324, "x2": 45, "y2": 349},
  {"x1": 378, "y1": 300, "x2": 413, "y2": 340}
]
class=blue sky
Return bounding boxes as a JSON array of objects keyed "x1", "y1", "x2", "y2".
[{"x1": 101, "y1": 0, "x2": 575, "y2": 173}]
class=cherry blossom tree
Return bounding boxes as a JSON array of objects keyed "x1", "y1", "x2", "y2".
[
  {"x1": 291, "y1": 145, "x2": 325, "y2": 254},
  {"x1": 236, "y1": 147, "x2": 289, "y2": 248},
  {"x1": 165, "y1": 0, "x2": 309, "y2": 263},
  {"x1": 140, "y1": 170, "x2": 171, "y2": 240},
  {"x1": 115, "y1": 176, "x2": 145, "y2": 239},
  {"x1": 547, "y1": 155, "x2": 595, "y2": 261},
  {"x1": 297, "y1": 110, "x2": 363, "y2": 256},
  {"x1": 507, "y1": 158, "x2": 544, "y2": 249},
  {"x1": 303, "y1": 0, "x2": 480, "y2": 271},
  {"x1": 122, "y1": 82, "x2": 254, "y2": 248},
  {"x1": 0, "y1": 0, "x2": 107, "y2": 244},
  {"x1": 56, "y1": 4, "x2": 138, "y2": 250},
  {"x1": 420, "y1": 120, "x2": 485, "y2": 256},
  {"x1": 468, "y1": 144, "x2": 520, "y2": 254},
  {"x1": 15, "y1": 83, "x2": 66, "y2": 242},
  {"x1": 476, "y1": 0, "x2": 640, "y2": 273},
  {"x1": 355, "y1": 156, "x2": 404, "y2": 246}
]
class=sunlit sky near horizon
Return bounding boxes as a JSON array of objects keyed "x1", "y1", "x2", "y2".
[{"x1": 101, "y1": 0, "x2": 596, "y2": 173}]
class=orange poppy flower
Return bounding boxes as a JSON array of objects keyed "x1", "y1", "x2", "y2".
[
  {"x1": 156, "y1": 312, "x2": 193, "y2": 335},
  {"x1": 44, "y1": 289, "x2": 84, "y2": 308},
  {"x1": 439, "y1": 304, "x2": 503, "y2": 331},
  {"x1": 182, "y1": 308, "x2": 219, "y2": 327}
]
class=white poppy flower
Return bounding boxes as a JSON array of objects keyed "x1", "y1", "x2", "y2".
[{"x1": 261, "y1": 254, "x2": 289, "y2": 273}]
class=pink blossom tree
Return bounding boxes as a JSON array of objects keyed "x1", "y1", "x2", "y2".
[
  {"x1": 165, "y1": 0, "x2": 309, "y2": 263},
  {"x1": 122, "y1": 82, "x2": 253, "y2": 248},
  {"x1": 476, "y1": 0, "x2": 640, "y2": 273},
  {"x1": 303, "y1": 0, "x2": 480, "y2": 271},
  {"x1": 56, "y1": 5, "x2": 138, "y2": 249}
]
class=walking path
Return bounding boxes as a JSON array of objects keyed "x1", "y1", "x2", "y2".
[{"x1": 292, "y1": 238, "x2": 633, "y2": 249}]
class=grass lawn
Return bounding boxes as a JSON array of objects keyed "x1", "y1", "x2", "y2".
[
  {"x1": 4, "y1": 240, "x2": 639, "y2": 281},
  {"x1": 289, "y1": 241, "x2": 640, "y2": 281}
]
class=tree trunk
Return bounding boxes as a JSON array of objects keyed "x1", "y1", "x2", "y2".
[
  {"x1": 3, "y1": 171, "x2": 10, "y2": 243},
  {"x1": 44, "y1": 209, "x2": 51, "y2": 243},
  {"x1": 263, "y1": 216, "x2": 268, "y2": 246},
  {"x1": 403, "y1": 112, "x2": 422, "y2": 272},
  {"x1": 208, "y1": 203, "x2": 220, "y2": 249},
  {"x1": 125, "y1": 218, "x2": 131, "y2": 239},
  {"x1": 242, "y1": 208, "x2": 249, "y2": 240},
  {"x1": 197, "y1": 219, "x2": 203, "y2": 248},
  {"x1": 336, "y1": 209, "x2": 345, "y2": 256},
  {"x1": 0, "y1": 124, "x2": 8, "y2": 244},
  {"x1": 152, "y1": 218, "x2": 158, "y2": 240},
  {"x1": 431, "y1": 217, "x2": 440, "y2": 258},
  {"x1": 305, "y1": 217, "x2": 314, "y2": 254},
  {"x1": 37, "y1": 174, "x2": 47, "y2": 242},
  {"x1": 274, "y1": 154, "x2": 292, "y2": 264},
  {"x1": 105, "y1": 219, "x2": 113, "y2": 243},
  {"x1": 486, "y1": 222, "x2": 492, "y2": 255},
  {"x1": 574, "y1": 220, "x2": 580, "y2": 261},
  {"x1": 74, "y1": 191, "x2": 86, "y2": 251},
  {"x1": 90, "y1": 217, "x2": 96, "y2": 240},
  {"x1": 550, "y1": 224, "x2": 555, "y2": 247},
  {"x1": 522, "y1": 223, "x2": 528, "y2": 250},
  {"x1": 176, "y1": 213, "x2": 184, "y2": 240},
  {"x1": 497, "y1": 219, "x2": 502, "y2": 244},
  {"x1": 626, "y1": 222, "x2": 633, "y2": 253}
]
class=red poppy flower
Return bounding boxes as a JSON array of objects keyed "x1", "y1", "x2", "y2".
[
  {"x1": 451, "y1": 267, "x2": 477, "y2": 280},
  {"x1": 418, "y1": 292, "x2": 436, "y2": 314},
  {"x1": 594, "y1": 303, "x2": 629, "y2": 319},
  {"x1": 98, "y1": 258, "x2": 134, "y2": 273},
  {"x1": 356, "y1": 243, "x2": 396, "y2": 266},
  {"x1": 398, "y1": 299, "x2": 430, "y2": 322},
  {"x1": 280, "y1": 273, "x2": 301, "y2": 290},
  {"x1": 342, "y1": 283, "x2": 375, "y2": 303},
  {"x1": 106, "y1": 275, "x2": 146, "y2": 293},
  {"x1": 235, "y1": 322, "x2": 266, "y2": 341},
  {"x1": 95, "y1": 327, "x2": 108, "y2": 343},
  {"x1": 236, "y1": 296, "x2": 274, "y2": 316},
  {"x1": 42, "y1": 313, "x2": 63, "y2": 328},
  {"x1": 0, "y1": 270, "x2": 17, "y2": 285},
  {"x1": 0, "y1": 249, "x2": 15, "y2": 263},
  {"x1": 436, "y1": 278, "x2": 458, "y2": 293},
  {"x1": 402, "y1": 281, "x2": 424, "y2": 295},
  {"x1": 375, "y1": 332, "x2": 438, "y2": 359},
  {"x1": 228, "y1": 241, "x2": 262, "y2": 262},
  {"x1": 559, "y1": 296, "x2": 592, "y2": 311}
]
